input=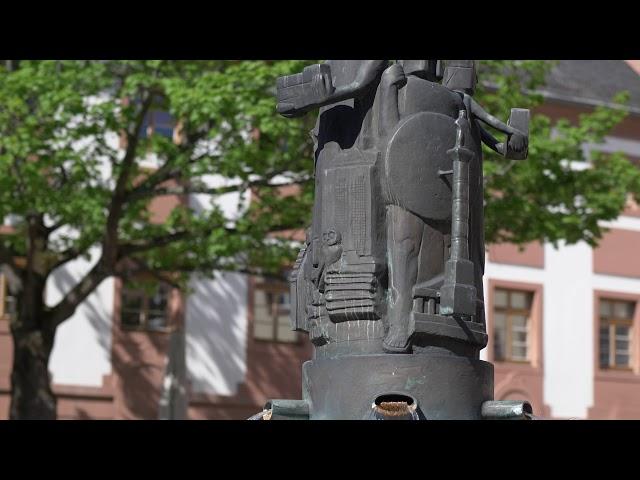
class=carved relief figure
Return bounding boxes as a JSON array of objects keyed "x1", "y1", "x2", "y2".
[{"x1": 277, "y1": 60, "x2": 529, "y2": 357}]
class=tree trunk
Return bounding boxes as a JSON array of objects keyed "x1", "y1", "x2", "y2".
[
  {"x1": 9, "y1": 328, "x2": 57, "y2": 420},
  {"x1": 8, "y1": 215, "x2": 58, "y2": 419}
]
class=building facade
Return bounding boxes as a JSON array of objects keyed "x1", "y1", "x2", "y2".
[{"x1": 1, "y1": 60, "x2": 639, "y2": 419}]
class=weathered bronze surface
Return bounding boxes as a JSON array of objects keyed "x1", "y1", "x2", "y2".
[{"x1": 270, "y1": 60, "x2": 530, "y2": 420}]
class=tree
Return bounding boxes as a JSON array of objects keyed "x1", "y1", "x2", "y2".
[
  {"x1": 478, "y1": 60, "x2": 640, "y2": 247},
  {"x1": 0, "y1": 60, "x2": 315, "y2": 419}
]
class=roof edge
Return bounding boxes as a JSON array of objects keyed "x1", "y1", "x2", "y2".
[{"x1": 481, "y1": 81, "x2": 640, "y2": 117}]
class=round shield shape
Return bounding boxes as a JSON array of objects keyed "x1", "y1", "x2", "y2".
[{"x1": 383, "y1": 111, "x2": 456, "y2": 222}]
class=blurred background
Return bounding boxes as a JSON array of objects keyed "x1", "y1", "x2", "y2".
[{"x1": 0, "y1": 60, "x2": 639, "y2": 420}]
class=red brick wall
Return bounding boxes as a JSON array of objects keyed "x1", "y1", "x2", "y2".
[{"x1": 593, "y1": 228, "x2": 640, "y2": 278}]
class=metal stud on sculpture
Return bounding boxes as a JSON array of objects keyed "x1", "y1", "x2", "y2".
[{"x1": 253, "y1": 60, "x2": 531, "y2": 420}]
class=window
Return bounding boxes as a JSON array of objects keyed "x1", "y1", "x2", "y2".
[
  {"x1": 599, "y1": 298, "x2": 635, "y2": 370},
  {"x1": 138, "y1": 95, "x2": 175, "y2": 139},
  {"x1": 0, "y1": 273, "x2": 17, "y2": 322},
  {"x1": 140, "y1": 110, "x2": 175, "y2": 139},
  {"x1": 253, "y1": 278, "x2": 297, "y2": 343},
  {"x1": 493, "y1": 288, "x2": 533, "y2": 363},
  {"x1": 120, "y1": 280, "x2": 172, "y2": 331}
]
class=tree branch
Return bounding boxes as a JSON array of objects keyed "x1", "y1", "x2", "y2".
[
  {"x1": 103, "y1": 93, "x2": 154, "y2": 265},
  {"x1": 121, "y1": 257, "x2": 182, "y2": 290},
  {"x1": 124, "y1": 178, "x2": 306, "y2": 203},
  {"x1": 48, "y1": 244, "x2": 93, "y2": 272},
  {"x1": 47, "y1": 261, "x2": 111, "y2": 328},
  {"x1": 123, "y1": 128, "x2": 211, "y2": 199},
  {"x1": 47, "y1": 92, "x2": 157, "y2": 329},
  {"x1": 118, "y1": 230, "x2": 193, "y2": 257}
]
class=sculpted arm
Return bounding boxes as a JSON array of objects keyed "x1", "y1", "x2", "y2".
[
  {"x1": 276, "y1": 60, "x2": 388, "y2": 118},
  {"x1": 329, "y1": 60, "x2": 389, "y2": 103},
  {"x1": 469, "y1": 97, "x2": 519, "y2": 135},
  {"x1": 478, "y1": 124, "x2": 504, "y2": 154},
  {"x1": 469, "y1": 97, "x2": 529, "y2": 159}
]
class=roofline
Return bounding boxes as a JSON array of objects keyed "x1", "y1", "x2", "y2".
[
  {"x1": 534, "y1": 89, "x2": 640, "y2": 116},
  {"x1": 481, "y1": 81, "x2": 640, "y2": 117}
]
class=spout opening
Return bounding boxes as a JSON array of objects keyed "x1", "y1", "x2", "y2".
[{"x1": 372, "y1": 393, "x2": 418, "y2": 418}]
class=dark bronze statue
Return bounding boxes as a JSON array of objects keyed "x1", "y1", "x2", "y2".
[{"x1": 268, "y1": 60, "x2": 531, "y2": 420}]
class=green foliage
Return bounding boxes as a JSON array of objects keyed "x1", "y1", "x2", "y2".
[
  {"x1": 478, "y1": 60, "x2": 640, "y2": 247},
  {"x1": 0, "y1": 60, "x2": 637, "y2": 303},
  {"x1": 0, "y1": 60, "x2": 315, "y2": 295}
]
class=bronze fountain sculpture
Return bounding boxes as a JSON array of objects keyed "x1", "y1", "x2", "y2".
[{"x1": 257, "y1": 60, "x2": 532, "y2": 420}]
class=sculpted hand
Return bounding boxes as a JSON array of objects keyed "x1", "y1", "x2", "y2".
[
  {"x1": 310, "y1": 67, "x2": 334, "y2": 104},
  {"x1": 276, "y1": 72, "x2": 306, "y2": 117},
  {"x1": 383, "y1": 63, "x2": 407, "y2": 87},
  {"x1": 276, "y1": 64, "x2": 334, "y2": 118},
  {"x1": 508, "y1": 131, "x2": 528, "y2": 153}
]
